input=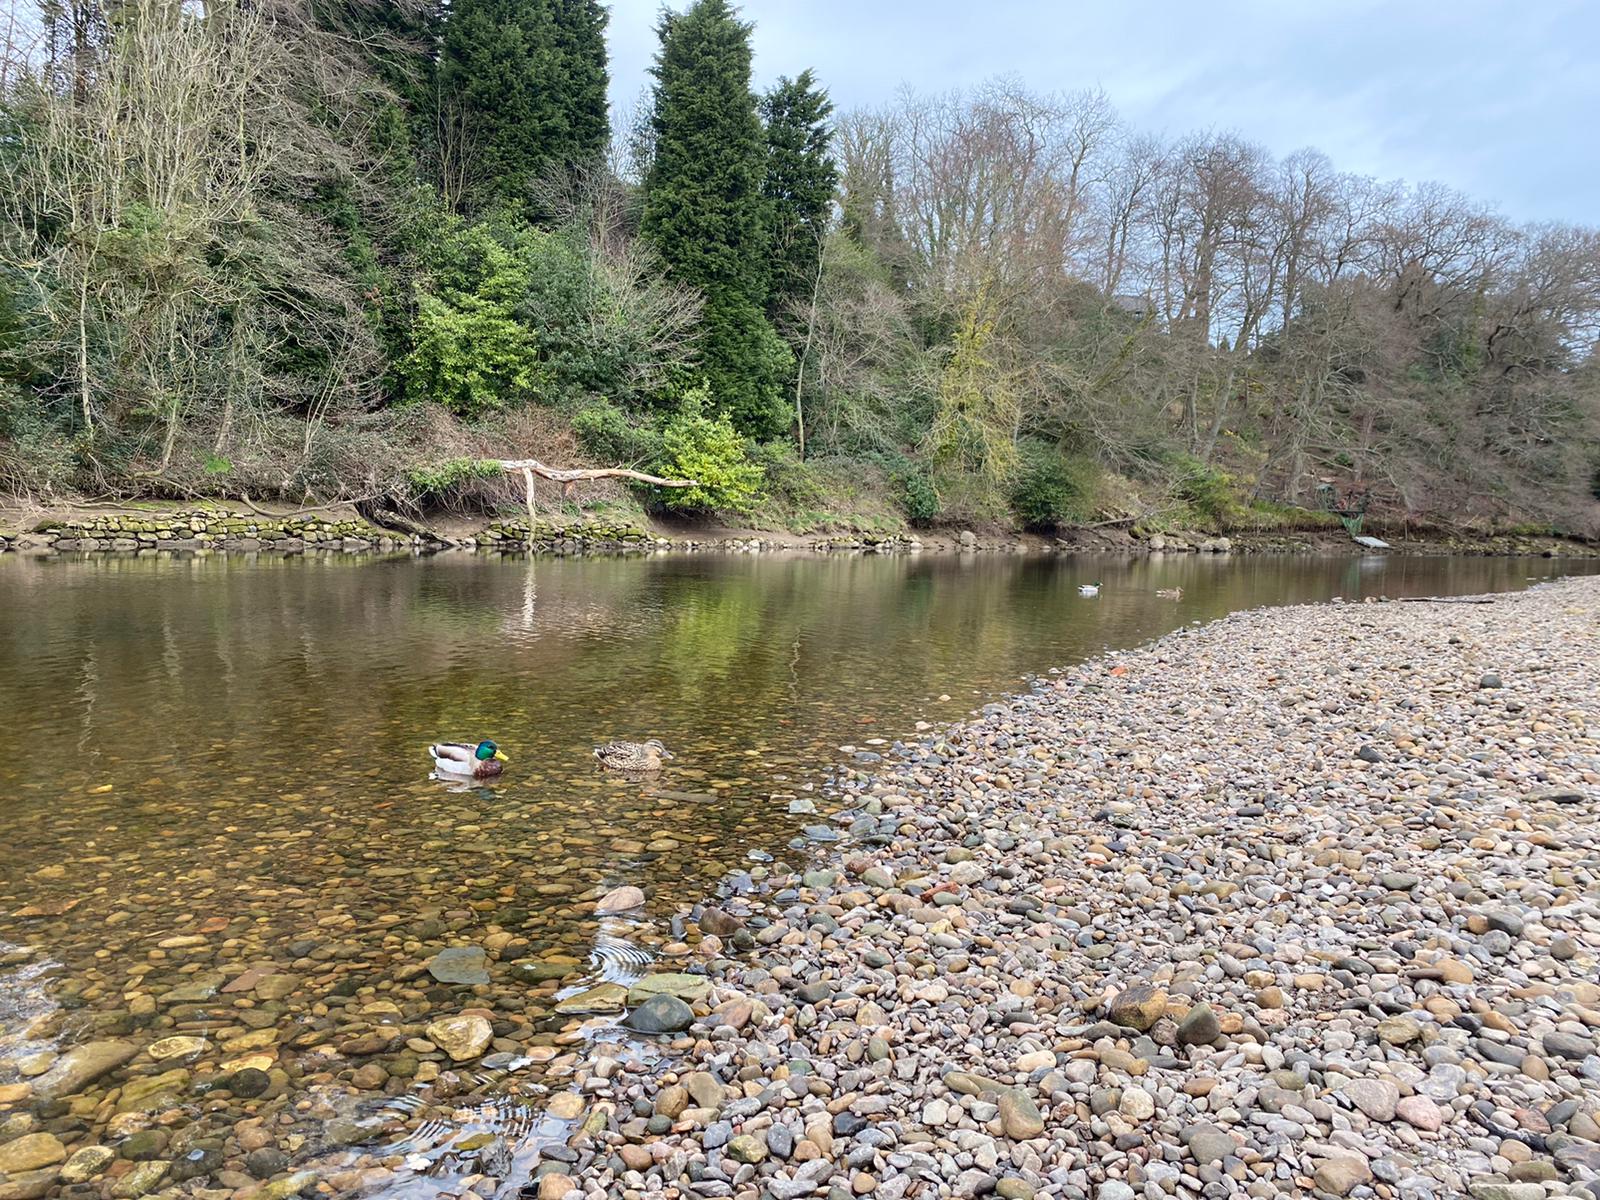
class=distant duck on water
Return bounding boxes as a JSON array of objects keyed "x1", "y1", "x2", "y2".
[
  {"x1": 1156, "y1": 587, "x2": 1183, "y2": 599},
  {"x1": 594, "y1": 739, "x2": 673, "y2": 772},
  {"x1": 429, "y1": 739, "x2": 508, "y2": 779},
  {"x1": 1078, "y1": 582, "x2": 1101, "y2": 596}
]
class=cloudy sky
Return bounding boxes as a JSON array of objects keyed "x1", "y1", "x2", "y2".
[{"x1": 604, "y1": 0, "x2": 1599, "y2": 226}]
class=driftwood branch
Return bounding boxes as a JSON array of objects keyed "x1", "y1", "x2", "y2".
[
  {"x1": 492, "y1": 458, "x2": 697, "y2": 488},
  {"x1": 489, "y1": 458, "x2": 698, "y2": 527}
]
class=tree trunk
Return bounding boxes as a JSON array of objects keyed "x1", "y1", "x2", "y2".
[
  {"x1": 793, "y1": 233, "x2": 826, "y2": 460},
  {"x1": 76, "y1": 274, "x2": 93, "y2": 439},
  {"x1": 1200, "y1": 363, "x2": 1237, "y2": 464}
]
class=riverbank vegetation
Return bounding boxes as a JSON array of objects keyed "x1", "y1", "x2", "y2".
[{"x1": 1, "y1": 0, "x2": 1597, "y2": 536}]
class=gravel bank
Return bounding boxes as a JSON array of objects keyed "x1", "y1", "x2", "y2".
[{"x1": 555, "y1": 578, "x2": 1600, "y2": 1200}]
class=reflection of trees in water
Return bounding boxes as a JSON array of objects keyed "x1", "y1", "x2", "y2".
[
  {"x1": 2, "y1": 551, "x2": 1589, "y2": 864},
  {"x1": 2, "y1": 549, "x2": 1596, "y2": 1037}
]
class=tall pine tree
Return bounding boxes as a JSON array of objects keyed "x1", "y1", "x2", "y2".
[
  {"x1": 642, "y1": 0, "x2": 791, "y2": 438},
  {"x1": 437, "y1": 0, "x2": 609, "y2": 210},
  {"x1": 760, "y1": 70, "x2": 836, "y2": 321}
]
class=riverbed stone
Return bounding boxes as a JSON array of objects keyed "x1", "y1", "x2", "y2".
[
  {"x1": 1108, "y1": 985, "x2": 1166, "y2": 1031},
  {"x1": 31, "y1": 1041, "x2": 138, "y2": 1099},
  {"x1": 426, "y1": 947, "x2": 490, "y2": 986},
  {"x1": 423, "y1": 1016, "x2": 492, "y2": 1061},
  {"x1": 594, "y1": 886, "x2": 645, "y2": 914},
  {"x1": 1347, "y1": 1078, "x2": 1400, "y2": 1121},
  {"x1": 553, "y1": 983, "x2": 627, "y2": 1015},
  {"x1": 1314, "y1": 1155, "x2": 1372, "y2": 1195},
  {"x1": 1176, "y1": 1002, "x2": 1220, "y2": 1046},
  {"x1": 626, "y1": 972, "x2": 711, "y2": 1006},
  {"x1": 115, "y1": 1068, "x2": 189, "y2": 1112},
  {"x1": 0, "y1": 1135, "x2": 65, "y2": 1175},
  {"x1": 146, "y1": 1037, "x2": 207, "y2": 1061},
  {"x1": 997, "y1": 1089, "x2": 1044, "y2": 1139},
  {"x1": 57, "y1": 1145, "x2": 115, "y2": 1184},
  {"x1": 107, "y1": 1159, "x2": 168, "y2": 1198},
  {"x1": 1183, "y1": 1123, "x2": 1237, "y2": 1165},
  {"x1": 625, "y1": 994, "x2": 694, "y2": 1033}
]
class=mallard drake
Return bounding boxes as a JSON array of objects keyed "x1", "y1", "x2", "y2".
[
  {"x1": 593, "y1": 739, "x2": 673, "y2": 771},
  {"x1": 429, "y1": 740, "x2": 508, "y2": 779},
  {"x1": 1155, "y1": 587, "x2": 1183, "y2": 599},
  {"x1": 1078, "y1": 582, "x2": 1101, "y2": 596}
]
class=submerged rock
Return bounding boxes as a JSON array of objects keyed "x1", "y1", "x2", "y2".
[
  {"x1": 424, "y1": 1015, "x2": 492, "y2": 1061},
  {"x1": 426, "y1": 946, "x2": 490, "y2": 986},
  {"x1": 626, "y1": 994, "x2": 694, "y2": 1034},
  {"x1": 31, "y1": 1041, "x2": 138, "y2": 1100}
]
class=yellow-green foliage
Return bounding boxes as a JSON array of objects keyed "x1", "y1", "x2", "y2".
[
  {"x1": 928, "y1": 292, "x2": 1019, "y2": 487},
  {"x1": 402, "y1": 223, "x2": 542, "y2": 417},
  {"x1": 654, "y1": 386, "x2": 766, "y2": 513}
]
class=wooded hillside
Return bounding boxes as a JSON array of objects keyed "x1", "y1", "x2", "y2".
[{"x1": 1, "y1": 0, "x2": 1596, "y2": 535}]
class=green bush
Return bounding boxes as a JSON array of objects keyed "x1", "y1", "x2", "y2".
[
  {"x1": 889, "y1": 461, "x2": 940, "y2": 525},
  {"x1": 751, "y1": 441, "x2": 824, "y2": 509},
  {"x1": 0, "y1": 382, "x2": 78, "y2": 495},
  {"x1": 406, "y1": 457, "x2": 503, "y2": 503},
  {"x1": 652, "y1": 387, "x2": 765, "y2": 514},
  {"x1": 572, "y1": 398, "x2": 662, "y2": 465},
  {"x1": 1173, "y1": 456, "x2": 1241, "y2": 525},
  {"x1": 1009, "y1": 440, "x2": 1090, "y2": 529},
  {"x1": 401, "y1": 220, "x2": 543, "y2": 417}
]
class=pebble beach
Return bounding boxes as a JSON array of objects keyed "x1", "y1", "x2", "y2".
[{"x1": 548, "y1": 578, "x2": 1600, "y2": 1200}]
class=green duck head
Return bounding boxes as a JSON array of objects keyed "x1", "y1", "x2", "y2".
[{"x1": 475, "y1": 740, "x2": 508, "y2": 762}]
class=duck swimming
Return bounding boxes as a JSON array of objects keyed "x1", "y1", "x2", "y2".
[
  {"x1": 594, "y1": 739, "x2": 673, "y2": 772},
  {"x1": 1078, "y1": 582, "x2": 1101, "y2": 596},
  {"x1": 429, "y1": 739, "x2": 508, "y2": 779},
  {"x1": 1156, "y1": 587, "x2": 1183, "y2": 599}
]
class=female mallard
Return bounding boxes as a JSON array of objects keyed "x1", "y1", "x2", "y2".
[
  {"x1": 429, "y1": 739, "x2": 509, "y2": 779},
  {"x1": 593, "y1": 739, "x2": 673, "y2": 772},
  {"x1": 1155, "y1": 587, "x2": 1183, "y2": 599}
]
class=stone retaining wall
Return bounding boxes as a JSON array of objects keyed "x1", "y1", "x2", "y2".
[
  {"x1": 472, "y1": 519, "x2": 662, "y2": 554},
  {"x1": 19, "y1": 510, "x2": 414, "y2": 554}
]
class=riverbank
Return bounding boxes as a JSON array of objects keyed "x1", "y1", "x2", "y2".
[
  {"x1": 532, "y1": 578, "x2": 1600, "y2": 1200},
  {"x1": 2, "y1": 499, "x2": 1596, "y2": 559}
]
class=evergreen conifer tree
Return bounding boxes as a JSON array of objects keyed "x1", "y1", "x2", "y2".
[
  {"x1": 642, "y1": 0, "x2": 791, "y2": 438},
  {"x1": 760, "y1": 70, "x2": 836, "y2": 320},
  {"x1": 438, "y1": 0, "x2": 609, "y2": 209}
]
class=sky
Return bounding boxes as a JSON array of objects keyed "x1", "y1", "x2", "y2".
[{"x1": 604, "y1": 0, "x2": 1600, "y2": 226}]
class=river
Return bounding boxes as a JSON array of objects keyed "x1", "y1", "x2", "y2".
[{"x1": 0, "y1": 548, "x2": 1590, "y2": 1196}]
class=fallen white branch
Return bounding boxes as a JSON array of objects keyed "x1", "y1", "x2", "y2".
[{"x1": 488, "y1": 459, "x2": 697, "y2": 526}]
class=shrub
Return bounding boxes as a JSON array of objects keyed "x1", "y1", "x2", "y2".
[
  {"x1": 898, "y1": 471, "x2": 940, "y2": 525},
  {"x1": 402, "y1": 293, "x2": 542, "y2": 418},
  {"x1": 0, "y1": 382, "x2": 79, "y2": 495},
  {"x1": 884, "y1": 458, "x2": 940, "y2": 525},
  {"x1": 402, "y1": 220, "x2": 543, "y2": 417},
  {"x1": 406, "y1": 457, "x2": 503, "y2": 504},
  {"x1": 751, "y1": 441, "x2": 825, "y2": 509},
  {"x1": 653, "y1": 387, "x2": 765, "y2": 514},
  {"x1": 1009, "y1": 440, "x2": 1090, "y2": 529},
  {"x1": 571, "y1": 397, "x2": 662, "y2": 466},
  {"x1": 1173, "y1": 456, "x2": 1241, "y2": 525}
]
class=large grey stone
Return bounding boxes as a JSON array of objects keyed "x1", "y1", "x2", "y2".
[{"x1": 426, "y1": 946, "x2": 490, "y2": 986}]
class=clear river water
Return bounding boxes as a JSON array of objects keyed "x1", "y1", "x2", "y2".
[{"x1": 0, "y1": 548, "x2": 1593, "y2": 1196}]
